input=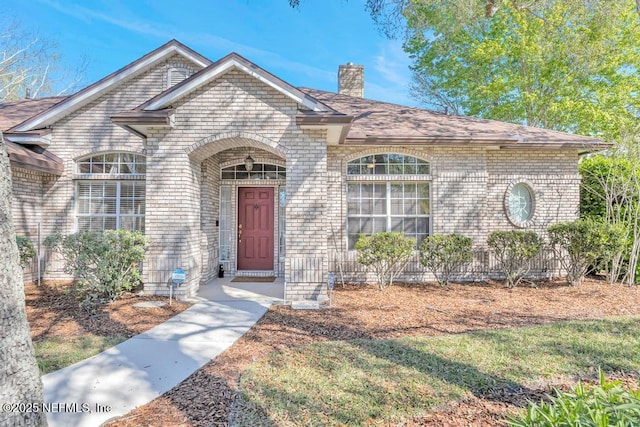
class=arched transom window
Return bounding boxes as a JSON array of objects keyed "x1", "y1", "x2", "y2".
[
  {"x1": 75, "y1": 153, "x2": 146, "y2": 232},
  {"x1": 347, "y1": 153, "x2": 430, "y2": 176},
  {"x1": 346, "y1": 154, "x2": 430, "y2": 249},
  {"x1": 221, "y1": 163, "x2": 286, "y2": 180}
]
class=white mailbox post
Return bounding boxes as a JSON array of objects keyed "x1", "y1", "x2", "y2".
[{"x1": 169, "y1": 268, "x2": 186, "y2": 305}]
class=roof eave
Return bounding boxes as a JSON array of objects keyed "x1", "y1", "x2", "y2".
[
  {"x1": 3, "y1": 129, "x2": 53, "y2": 148},
  {"x1": 5, "y1": 140, "x2": 64, "y2": 175},
  {"x1": 110, "y1": 109, "x2": 175, "y2": 125},
  {"x1": 110, "y1": 109, "x2": 175, "y2": 139},
  {"x1": 297, "y1": 114, "x2": 354, "y2": 145},
  {"x1": 295, "y1": 114, "x2": 354, "y2": 125},
  {"x1": 343, "y1": 135, "x2": 522, "y2": 145},
  {"x1": 343, "y1": 135, "x2": 609, "y2": 150}
]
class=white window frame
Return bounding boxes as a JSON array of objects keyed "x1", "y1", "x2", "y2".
[
  {"x1": 504, "y1": 180, "x2": 537, "y2": 228},
  {"x1": 346, "y1": 181, "x2": 431, "y2": 250},
  {"x1": 346, "y1": 154, "x2": 432, "y2": 251},
  {"x1": 221, "y1": 163, "x2": 286, "y2": 180},
  {"x1": 76, "y1": 181, "x2": 145, "y2": 232},
  {"x1": 75, "y1": 153, "x2": 146, "y2": 232}
]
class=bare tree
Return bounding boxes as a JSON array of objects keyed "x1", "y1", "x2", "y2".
[
  {"x1": 0, "y1": 19, "x2": 85, "y2": 101},
  {"x1": 0, "y1": 132, "x2": 47, "y2": 426}
]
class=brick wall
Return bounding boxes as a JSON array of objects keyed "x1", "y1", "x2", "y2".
[
  {"x1": 33, "y1": 54, "x2": 206, "y2": 285},
  {"x1": 11, "y1": 167, "x2": 46, "y2": 282},
  {"x1": 327, "y1": 145, "x2": 581, "y2": 283}
]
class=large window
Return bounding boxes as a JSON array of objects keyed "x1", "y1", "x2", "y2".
[
  {"x1": 346, "y1": 154, "x2": 430, "y2": 249},
  {"x1": 76, "y1": 153, "x2": 145, "y2": 232}
]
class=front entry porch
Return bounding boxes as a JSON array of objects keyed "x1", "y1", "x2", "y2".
[
  {"x1": 210, "y1": 149, "x2": 287, "y2": 280},
  {"x1": 196, "y1": 276, "x2": 285, "y2": 304}
]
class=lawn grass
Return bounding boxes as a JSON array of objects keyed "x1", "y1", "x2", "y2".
[
  {"x1": 34, "y1": 335, "x2": 126, "y2": 374},
  {"x1": 237, "y1": 317, "x2": 640, "y2": 426}
]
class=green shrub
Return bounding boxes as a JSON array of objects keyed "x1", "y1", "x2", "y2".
[
  {"x1": 419, "y1": 234, "x2": 473, "y2": 285},
  {"x1": 506, "y1": 370, "x2": 640, "y2": 427},
  {"x1": 355, "y1": 232, "x2": 415, "y2": 290},
  {"x1": 579, "y1": 155, "x2": 638, "y2": 221},
  {"x1": 487, "y1": 230, "x2": 543, "y2": 288},
  {"x1": 548, "y1": 219, "x2": 627, "y2": 285},
  {"x1": 579, "y1": 154, "x2": 640, "y2": 284},
  {"x1": 44, "y1": 230, "x2": 148, "y2": 309},
  {"x1": 16, "y1": 235, "x2": 36, "y2": 268}
]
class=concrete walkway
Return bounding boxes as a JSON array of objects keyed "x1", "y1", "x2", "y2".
[{"x1": 41, "y1": 278, "x2": 284, "y2": 427}]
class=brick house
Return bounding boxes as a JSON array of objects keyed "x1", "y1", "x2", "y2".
[{"x1": 2, "y1": 40, "x2": 606, "y2": 301}]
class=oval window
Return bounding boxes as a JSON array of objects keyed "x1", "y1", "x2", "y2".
[{"x1": 508, "y1": 183, "x2": 533, "y2": 224}]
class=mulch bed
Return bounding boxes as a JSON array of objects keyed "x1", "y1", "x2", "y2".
[
  {"x1": 25, "y1": 281, "x2": 191, "y2": 342},
  {"x1": 30, "y1": 278, "x2": 640, "y2": 426}
]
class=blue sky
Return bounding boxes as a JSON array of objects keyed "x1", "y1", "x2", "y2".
[{"x1": 3, "y1": 0, "x2": 418, "y2": 106}]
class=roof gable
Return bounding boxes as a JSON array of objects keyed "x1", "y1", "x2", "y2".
[
  {"x1": 137, "y1": 53, "x2": 334, "y2": 113},
  {"x1": 12, "y1": 40, "x2": 212, "y2": 132}
]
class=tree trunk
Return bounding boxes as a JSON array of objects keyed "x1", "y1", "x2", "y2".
[{"x1": 0, "y1": 133, "x2": 47, "y2": 426}]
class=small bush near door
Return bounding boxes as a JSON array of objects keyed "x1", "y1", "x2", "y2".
[
  {"x1": 44, "y1": 230, "x2": 148, "y2": 310},
  {"x1": 419, "y1": 234, "x2": 473, "y2": 285}
]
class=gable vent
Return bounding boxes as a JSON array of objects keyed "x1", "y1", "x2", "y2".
[{"x1": 167, "y1": 67, "x2": 191, "y2": 88}]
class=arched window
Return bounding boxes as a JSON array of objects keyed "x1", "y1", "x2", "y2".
[
  {"x1": 221, "y1": 163, "x2": 286, "y2": 180},
  {"x1": 346, "y1": 154, "x2": 430, "y2": 249},
  {"x1": 347, "y1": 153, "x2": 430, "y2": 176},
  {"x1": 75, "y1": 153, "x2": 146, "y2": 232}
]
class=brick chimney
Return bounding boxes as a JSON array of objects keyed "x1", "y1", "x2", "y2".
[{"x1": 338, "y1": 63, "x2": 364, "y2": 97}]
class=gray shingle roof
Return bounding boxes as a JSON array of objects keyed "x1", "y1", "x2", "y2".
[
  {"x1": 0, "y1": 97, "x2": 68, "y2": 131},
  {"x1": 299, "y1": 88, "x2": 606, "y2": 147}
]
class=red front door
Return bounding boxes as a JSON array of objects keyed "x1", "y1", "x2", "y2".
[{"x1": 237, "y1": 187, "x2": 274, "y2": 271}]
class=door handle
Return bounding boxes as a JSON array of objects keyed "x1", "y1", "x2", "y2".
[{"x1": 238, "y1": 223, "x2": 242, "y2": 242}]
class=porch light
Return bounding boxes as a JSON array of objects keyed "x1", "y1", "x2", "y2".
[{"x1": 244, "y1": 154, "x2": 254, "y2": 171}]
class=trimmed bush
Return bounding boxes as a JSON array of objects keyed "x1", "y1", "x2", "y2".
[
  {"x1": 355, "y1": 232, "x2": 415, "y2": 290},
  {"x1": 16, "y1": 236, "x2": 36, "y2": 268},
  {"x1": 548, "y1": 219, "x2": 627, "y2": 285},
  {"x1": 44, "y1": 230, "x2": 147, "y2": 309},
  {"x1": 419, "y1": 234, "x2": 473, "y2": 285},
  {"x1": 506, "y1": 370, "x2": 640, "y2": 427},
  {"x1": 487, "y1": 230, "x2": 543, "y2": 288}
]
